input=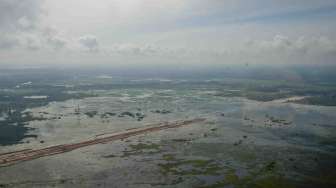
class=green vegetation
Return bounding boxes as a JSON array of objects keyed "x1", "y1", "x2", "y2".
[
  {"x1": 118, "y1": 111, "x2": 146, "y2": 121},
  {"x1": 162, "y1": 154, "x2": 176, "y2": 161},
  {"x1": 159, "y1": 159, "x2": 223, "y2": 176},
  {"x1": 121, "y1": 143, "x2": 161, "y2": 157},
  {"x1": 156, "y1": 153, "x2": 303, "y2": 188},
  {"x1": 151, "y1": 109, "x2": 172, "y2": 114},
  {"x1": 264, "y1": 115, "x2": 292, "y2": 127},
  {"x1": 198, "y1": 161, "x2": 295, "y2": 188},
  {"x1": 100, "y1": 112, "x2": 116, "y2": 118},
  {"x1": 129, "y1": 143, "x2": 160, "y2": 150},
  {"x1": 84, "y1": 111, "x2": 98, "y2": 118},
  {"x1": 293, "y1": 96, "x2": 336, "y2": 106},
  {"x1": 209, "y1": 78, "x2": 336, "y2": 105}
]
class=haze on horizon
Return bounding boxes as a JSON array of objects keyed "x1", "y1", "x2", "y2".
[{"x1": 0, "y1": 0, "x2": 336, "y2": 68}]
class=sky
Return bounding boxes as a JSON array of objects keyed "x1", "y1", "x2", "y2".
[{"x1": 0, "y1": 0, "x2": 336, "y2": 68}]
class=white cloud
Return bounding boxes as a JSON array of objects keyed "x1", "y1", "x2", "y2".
[
  {"x1": 0, "y1": 0, "x2": 43, "y2": 49},
  {"x1": 236, "y1": 35, "x2": 336, "y2": 64},
  {"x1": 24, "y1": 35, "x2": 42, "y2": 51},
  {"x1": 47, "y1": 36, "x2": 67, "y2": 50},
  {"x1": 0, "y1": 35, "x2": 19, "y2": 49},
  {"x1": 246, "y1": 35, "x2": 336, "y2": 56},
  {"x1": 1, "y1": 0, "x2": 336, "y2": 66},
  {"x1": 78, "y1": 35, "x2": 99, "y2": 51},
  {"x1": 0, "y1": 0, "x2": 71, "y2": 51},
  {"x1": 42, "y1": 26, "x2": 68, "y2": 50},
  {"x1": 0, "y1": 0, "x2": 43, "y2": 32}
]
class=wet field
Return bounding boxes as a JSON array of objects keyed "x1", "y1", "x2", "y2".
[{"x1": 1, "y1": 86, "x2": 335, "y2": 188}]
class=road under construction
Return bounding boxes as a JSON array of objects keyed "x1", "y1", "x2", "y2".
[{"x1": 0, "y1": 118, "x2": 205, "y2": 167}]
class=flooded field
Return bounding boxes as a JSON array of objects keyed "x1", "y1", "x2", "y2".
[{"x1": 1, "y1": 84, "x2": 335, "y2": 188}]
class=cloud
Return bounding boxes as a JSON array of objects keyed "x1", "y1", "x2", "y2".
[
  {"x1": 246, "y1": 35, "x2": 336, "y2": 55},
  {"x1": 0, "y1": 0, "x2": 43, "y2": 32},
  {"x1": 0, "y1": 0, "x2": 71, "y2": 51},
  {"x1": 237, "y1": 35, "x2": 336, "y2": 64},
  {"x1": 78, "y1": 35, "x2": 99, "y2": 51},
  {"x1": 71, "y1": 34, "x2": 336, "y2": 66},
  {"x1": 42, "y1": 26, "x2": 68, "y2": 50},
  {"x1": 0, "y1": 0, "x2": 43, "y2": 49},
  {"x1": 47, "y1": 36, "x2": 67, "y2": 50},
  {"x1": 0, "y1": 35, "x2": 19, "y2": 49},
  {"x1": 102, "y1": 0, "x2": 336, "y2": 32},
  {"x1": 1, "y1": 0, "x2": 336, "y2": 66}
]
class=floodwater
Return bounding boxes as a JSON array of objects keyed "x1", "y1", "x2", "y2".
[
  {"x1": 23, "y1": 96, "x2": 49, "y2": 99},
  {"x1": 0, "y1": 88, "x2": 336, "y2": 188}
]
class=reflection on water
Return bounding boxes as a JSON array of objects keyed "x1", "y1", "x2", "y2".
[{"x1": 1, "y1": 88, "x2": 336, "y2": 187}]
